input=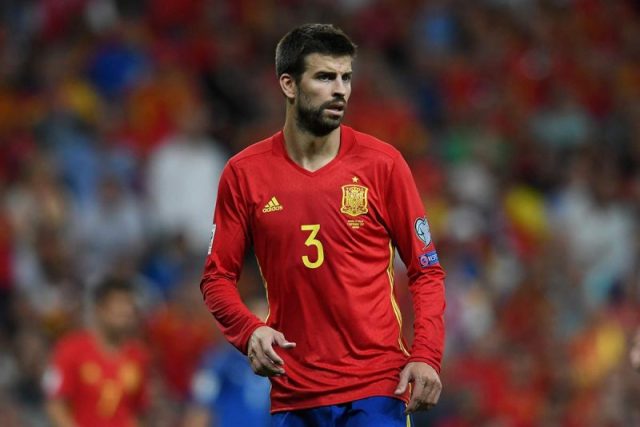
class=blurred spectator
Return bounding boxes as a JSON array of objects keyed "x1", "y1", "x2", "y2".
[
  {"x1": 10, "y1": 328, "x2": 50, "y2": 426},
  {"x1": 141, "y1": 232, "x2": 193, "y2": 301},
  {"x1": 13, "y1": 224, "x2": 81, "y2": 340},
  {"x1": 0, "y1": 0, "x2": 638, "y2": 425},
  {"x1": 0, "y1": 210, "x2": 15, "y2": 341},
  {"x1": 5, "y1": 153, "x2": 70, "y2": 244},
  {"x1": 43, "y1": 277, "x2": 150, "y2": 427},
  {"x1": 530, "y1": 86, "x2": 592, "y2": 149},
  {"x1": 183, "y1": 299, "x2": 270, "y2": 427},
  {"x1": 146, "y1": 106, "x2": 227, "y2": 253},
  {"x1": 553, "y1": 153, "x2": 635, "y2": 311},
  {"x1": 72, "y1": 173, "x2": 146, "y2": 279},
  {"x1": 146, "y1": 269, "x2": 217, "y2": 402}
]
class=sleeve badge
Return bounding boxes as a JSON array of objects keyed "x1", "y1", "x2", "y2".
[{"x1": 414, "y1": 217, "x2": 432, "y2": 248}]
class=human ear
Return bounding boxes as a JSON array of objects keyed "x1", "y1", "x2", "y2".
[{"x1": 279, "y1": 73, "x2": 296, "y2": 101}]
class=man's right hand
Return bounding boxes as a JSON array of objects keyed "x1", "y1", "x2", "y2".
[{"x1": 247, "y1": 326, "x2": 296, "y2": 377}]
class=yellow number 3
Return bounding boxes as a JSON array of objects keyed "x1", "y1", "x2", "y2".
[{"x1": 301, "y1": 224, "x2": 324, "y2": 269}]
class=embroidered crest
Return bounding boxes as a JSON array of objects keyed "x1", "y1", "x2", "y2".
[{"x1": 341, "y1": 184, "x2": 369, "y2": 217}]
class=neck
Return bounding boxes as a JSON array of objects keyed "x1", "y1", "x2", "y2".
[
  {"x1": 282, "y1": 114, "x2": 341, "y2": 172},
  {"x1": 95, "y1": 327, "x2": 125, "y2": 353}
]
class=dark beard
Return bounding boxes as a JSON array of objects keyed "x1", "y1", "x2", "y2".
[{"x1": 295, "y1": 98, "x2": 344, "y2": 137}]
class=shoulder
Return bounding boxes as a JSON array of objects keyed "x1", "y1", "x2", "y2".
[
  {"x1": 344, "y1": 126, "x2": 415, "y2": 184},
  {"x1": 227, "y1": 135, "x2": 276, "y2": 169},
  {"x1": 52, "y1": 330, "x2": 94, "y2": 359},
  {"x1": 124, "y1": 339, "x2": 151, "y2": 362},
  {"x1": 56, "y1": 330, "x2": 92, "y2": 349}
]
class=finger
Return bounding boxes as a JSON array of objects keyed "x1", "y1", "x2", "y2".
[
  {"x1": 406, "y1": 379, "x2": 425, "y2": 414},
  {"x1": 259, "y1": 340, "x2": 286, "y2": 375},
  {"x1": 274, "y1": 333, "x2": 296, "y2": 349},
  {"x1": 247, "y1": 339, "x2": 262, "y2": 368},
  {"x1": 255, "y1": 357, "x2": 283, "y2": 376},
  {"x1": 258, "y1": 354, "x2": 284, "y2": 376},
  {"x1": 394, "y1": 366, "x2": 410, "y2": 395},
  {"x1": 264, "y1": 345, "x2": 285, "y2": 367},
  {"x1": 248, "y1": 346, "x2": 265, "y2": 375},
  {"x1": 253, "y1": 342, "x2": 283, "y2": 376},
  {"x1": 248, "y1": 353, "x2": 263, "y2": 375},
  {"x1": 423, "y1": 378, "x2": 442, "y2": 406},
  {"x1": 422, "y1": 384, "x2": 440, "y2": 406}
]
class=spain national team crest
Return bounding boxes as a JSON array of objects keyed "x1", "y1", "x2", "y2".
[{"x1": 340, "y1": 182, "x2": 369, "y2": 217}]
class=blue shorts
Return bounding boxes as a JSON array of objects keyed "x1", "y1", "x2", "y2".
[{"x1": 271, "y1": 396, "x2": 412, "y2": 427}]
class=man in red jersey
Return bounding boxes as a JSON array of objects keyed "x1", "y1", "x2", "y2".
[
  {"x1": 44, "y1": 277, "x2": 149, "y2": 427},
  {"x1": 200, "y1": 23, "x2": 446, "y2": 426}
]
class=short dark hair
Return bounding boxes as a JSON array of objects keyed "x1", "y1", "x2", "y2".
[
  {"x1": 275, "y1": 23, "x2": 357, "y2": 81},
  {"x1": 92, "y1": 276, "x2": 134, "y2": 305}
]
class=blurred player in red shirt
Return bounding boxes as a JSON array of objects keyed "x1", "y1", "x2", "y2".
[
  {"x1": 201, "y1": 24, "x2": 446, "y2": 426},
  {"x1": 44, "y1": 277, "x2": 149, "y2": 427}
]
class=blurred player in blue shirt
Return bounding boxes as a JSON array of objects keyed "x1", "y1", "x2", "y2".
[{"x1": 184, "y1": 299, "x2": 270, "y2": 427}]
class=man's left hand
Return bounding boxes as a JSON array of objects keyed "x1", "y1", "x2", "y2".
[{"x1": 394, "y1": 361, "x2": 442, "y2": 413}]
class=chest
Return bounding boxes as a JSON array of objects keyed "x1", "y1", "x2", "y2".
[
  {"x1": 244, "y1": 165, "x2": 387, "y2": 242},
  {"x1": 73, "y1": 351, "x2": 143, "y2": 397}
]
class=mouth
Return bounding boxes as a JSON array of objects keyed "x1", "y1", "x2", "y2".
[{"x1": 324, "y1": 102, "x2": 345, "y2": 115}]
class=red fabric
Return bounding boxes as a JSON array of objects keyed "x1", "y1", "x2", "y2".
[
  {"x1": 201, "y1": 125, "x2": 446, "y2": 411},
  {"x1": 46, "y1": 331, "x2": 149, "y2": 427}
]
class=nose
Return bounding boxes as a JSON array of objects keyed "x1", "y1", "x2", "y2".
[{"x1": 332, "y1": 77, "x2": 347, "y2": 98}]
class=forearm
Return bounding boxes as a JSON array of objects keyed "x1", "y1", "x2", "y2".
[
  {"x1": 382, "y1": 152, "x2": 446, "y2": 370},
  {"x1": 408, "y1": 266, "x2": 446, "y2": 372},
  {"x1": 200, "y1": 275, "x2": 265, "y2": 353}
]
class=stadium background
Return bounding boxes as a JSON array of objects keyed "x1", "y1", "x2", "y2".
[{"x1": 1, "y1": 0, "x2": 639, "y2": 425}]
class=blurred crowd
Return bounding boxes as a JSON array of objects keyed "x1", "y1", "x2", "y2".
[{"x1": 0, "y1": 0, "x2": 639, "y2": 426}]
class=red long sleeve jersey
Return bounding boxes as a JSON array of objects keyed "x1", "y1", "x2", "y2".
[
  {"x1": 201, "y1": 125, "x2": 445, "y2": 412},
  {"x1": 44, "y1": 331, "x2": 149, "y2": 426}
]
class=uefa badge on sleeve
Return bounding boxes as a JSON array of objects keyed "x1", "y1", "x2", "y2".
[
  {"x1": 415, "y1": 216, "x2": 438, "y2": 268},
  {"x1": 414, "y1": 216, "x2": 432, "y2": 248},
  {"x1": 418, "y1": 251, "x2": 439, "y2": 268}
]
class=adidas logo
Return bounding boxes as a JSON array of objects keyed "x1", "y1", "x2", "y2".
[{"x1": 262, "y1": 196, "x2": 284, "y2": 213}]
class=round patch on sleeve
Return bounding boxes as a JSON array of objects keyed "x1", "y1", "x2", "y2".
[{"x1": 414, "y1": 217, "x2": 431, "y2": 247}]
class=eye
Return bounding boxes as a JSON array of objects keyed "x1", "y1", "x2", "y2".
[{"x1": 342, "y1": 74, "x2": 352, "y2": 82}]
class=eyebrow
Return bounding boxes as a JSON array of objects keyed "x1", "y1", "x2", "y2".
[{"x1": 313, "y1": 70, "x2": 353, "y2": 77}]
